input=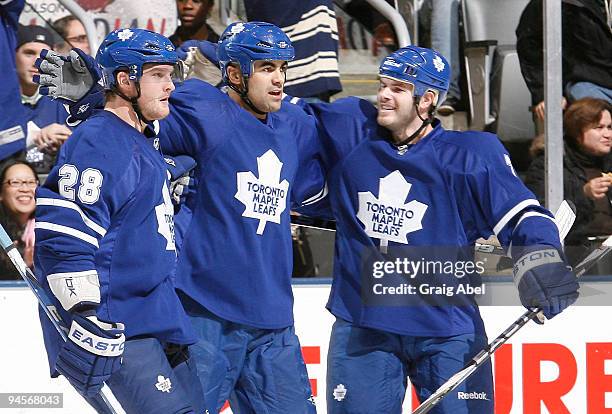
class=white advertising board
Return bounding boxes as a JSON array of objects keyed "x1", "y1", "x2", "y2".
[{"x1": 1, "y1": 285, "x2": 611, "y2": 413}]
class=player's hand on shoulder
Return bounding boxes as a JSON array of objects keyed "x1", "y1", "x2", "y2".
[
  {"x1": 177, "y1": 39, "x2": 219, "y2": 67},
  {"x1": 56, "y1": 311, "x2": 124, "y2": 397},
  {"x1": 513, "y1": 246, "x2": 579, "y2": 322},
  {"x1": 165, "y1": 155, "x2": 197, "y2": 206}
]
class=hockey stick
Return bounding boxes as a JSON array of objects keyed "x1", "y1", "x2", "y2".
[
  {"x1": 475, "y1": 199, "x2": 576, "y2": 256},
  {"x1": 412, "y1": 234, "x2": 612, "y2": 414},
  {"x1": 0, "y1": 224, "x2": 118, "y2": 414}
]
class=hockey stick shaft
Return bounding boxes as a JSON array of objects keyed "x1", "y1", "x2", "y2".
[
  {"x1": 412, "y1": 234, "x2": 612, "y2": 414},
  {"x1": 0, "y1": 224, "x2": 118, "y2": 414}
]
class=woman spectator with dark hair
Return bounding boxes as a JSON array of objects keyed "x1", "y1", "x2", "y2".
[
  {"x1": 525, "y1": 98, "x2": 612, "y2": 265},
  {"x1": 0, "y1": 160, "x2": 38, "y2": 279}
]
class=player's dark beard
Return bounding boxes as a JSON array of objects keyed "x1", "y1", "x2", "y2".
[
  {"x1": 228, "y1": 78, "x2": 267, "y2": 116},
  {"x1": 393, "y1": 96, "x2": 435, "y2": 147}
]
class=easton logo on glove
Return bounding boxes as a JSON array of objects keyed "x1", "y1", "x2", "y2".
[
  {"x1": 68, "y1": 318, "x2": 125, "y2": 356},
  {"x1": 513, "y1": 248, "x2": 562, "y2": 286}
]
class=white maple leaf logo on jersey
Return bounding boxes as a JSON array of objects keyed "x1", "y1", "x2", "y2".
[
  {"x1": 117, "y1": 29, "x2": 134, "y2": 41},
  {"x1": 155, "y1": 184, "x2": 176, "y2": 251},
  {"x1": 357, "y1": 170, "x2": 428, "y2": 253},
  {"x1": 155, "y1": 375, "x2": 172, "y2": 393},
  {"x1": 433, "y1": 55, "x2": 445, "y2": 72},
  {"x1": 235, "y1": 150, "x2": 289, "y2": 235},
  {"x1": 333, "y1": 384, "x2": 347, "y2": 401}
]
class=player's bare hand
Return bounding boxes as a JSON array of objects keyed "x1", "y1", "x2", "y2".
[
  {"x1": 36, "y1": 123, "x2": 71, "y2": 153},
  {"x1": 583, "y1": 175, "x2": 612, "y2": 200}
]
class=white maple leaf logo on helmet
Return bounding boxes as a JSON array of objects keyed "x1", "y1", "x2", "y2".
[
  {"x1": 231, "y1": 23, "x2": 245, "y2": 34},
  {"x1": 117, "y1": 29, "x2": 134, "y2": 41},
  {"x1": 433, "y1": 55, "x2": 445, "y2": 72}
]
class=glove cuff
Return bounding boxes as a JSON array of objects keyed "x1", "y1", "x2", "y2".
[
  {"x1": 68, "y1": 315, "x2": 125, "y2": 357},
  {"x1": 513, "y1": 248, "x2": 563, "y2": 287}
]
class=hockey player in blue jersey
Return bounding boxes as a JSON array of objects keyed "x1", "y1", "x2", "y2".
[
  {"x1": 0, "y1": 0, "x2": 27, "y2": 159},
  {"x1": 31, "y1": 36, "x2": 581, "y2": 413},
  {"x1": 156, "y1": 22, "x2": 322, "y2": 413},
  {"x1": 295, "y1": 47, "x2": 580, "y2": 413},
  {"x1": 33, "y1": 22, "x2": 323, "y2": 414},
  {"x1": 34, "y1": 28, "x2": 204, "y2": 414}
]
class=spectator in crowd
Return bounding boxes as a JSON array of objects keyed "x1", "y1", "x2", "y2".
[
  {"x1": 336, "y1": 0, "x2": 398, "y2": 49},
  {"x1": 516, "y1": 0, "x2": 612, "y2": 128},
  {"x1": 431, "y1": 0, "x2": 462, "y2": 115},
  {"x1": 14, "y1": 24, "x2": 71, "y2": 172},
  {"x1": 52, "y1": 15, "x2": 91, "y2": 55},
  {"x1": 244, "y1": 0, "x2": 342, "y2": 101},
  {"x1": 0, "y1": 160, "x2": 37, "y2": 280},
  {"x1": 171, "y1": 0, "x2": 222, "y2": 85},
  {"x1": 525, "y1": 98, "x2": 612, "y2": 264},
  {"x1": 170, "y1": 0, "x2": 219, "y2": 47}
]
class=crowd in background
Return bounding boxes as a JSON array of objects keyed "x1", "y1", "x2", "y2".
[{"x1": 0, "y1": 0, "x2": 610, "y2": 280}]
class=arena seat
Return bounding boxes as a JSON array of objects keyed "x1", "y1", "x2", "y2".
[{"x1": 462, "y1": 0, "x2": 534, "y2": 141}]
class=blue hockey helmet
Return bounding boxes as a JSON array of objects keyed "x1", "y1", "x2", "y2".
[
  {"x1": 217, "y1": 21, "x2": 295, "y2": 83},
  {"x1": 96, "y1": 28, "x2": 181, "y2": 90},
  {"x1": 379, "y1": 46, "x2": 450, "y2": 105}
]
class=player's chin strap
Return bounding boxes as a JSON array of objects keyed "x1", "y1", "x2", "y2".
[
  {"x1": 228, "y1": 77, "x2": 268, "y2": 116},
  {"x1": 112, "y1": 82, "x2": 152, "y2": 126},
  {"x1": 394, "y1": 95, "x2": 436, "y2": 148}
]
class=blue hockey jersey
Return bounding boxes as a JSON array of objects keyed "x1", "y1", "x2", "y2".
[
  {"x1": 35, "y1": 111, "x2": 196, "y2": 371},
  {"x1": 159, "y1": 79, "x2": 325, "y2": 329},
  {"x1": 300, "y1": 97, "x2": 562, "y2": 336},
  {"x1": 0, "y1": 0, "x2": 27, "y2": 159}
]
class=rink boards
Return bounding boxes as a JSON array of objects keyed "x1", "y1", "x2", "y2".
[{"x1": 1, "y1": 280, "x2": 611, "y2": 414}]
